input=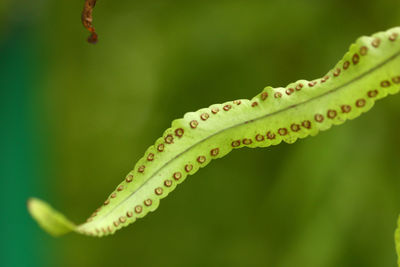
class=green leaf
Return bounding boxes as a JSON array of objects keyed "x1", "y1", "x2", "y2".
[
  {"x1": 28, "y1": 27, "x2": 400, "y2": 240},
  {"x1": 396, "y1": 216, "x2": 400, "y2": 266}
]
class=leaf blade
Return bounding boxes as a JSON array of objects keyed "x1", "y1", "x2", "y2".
[{"x1": 28, "y1": 27, "x2": 400, "y2": 238}]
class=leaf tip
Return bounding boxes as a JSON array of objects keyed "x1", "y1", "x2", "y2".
[{"x1": 27, "y1": 197, "x2": 76, "y2": 237}]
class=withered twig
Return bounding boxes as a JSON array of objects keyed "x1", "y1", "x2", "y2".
[{"x1": 82, "y1": 0, "x2": 98, "y2": 44}]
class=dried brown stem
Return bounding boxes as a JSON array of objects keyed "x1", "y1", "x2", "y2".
[{"x1": 82, "y1": 0, "x2": 98, "y2": 44}]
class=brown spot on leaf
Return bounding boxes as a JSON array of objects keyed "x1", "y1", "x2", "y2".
[
  {"x1": 231, "y1": 140, "x2": 241, "y2": 147},
  {"x1": 302, "y1": 120, "x2": 311, "y2": 129},
  {"x1": 255, "y1": 134, "x2": 264, "y2": 142},
  {"x1": 144, "y1": 199, "x2": 152, "y2": 206},
  {"x1": 261, "y1": 92, "x2": 269, "y2": 100},
  {"x1": 138, "y1": 165, "x2": 145, "y2": 173},
  {"x1": 164, "y1": 180, "x2": 172, "y2": 187},
  {"x1": 185, "y1": 165, "x2": 193, "y2": 173},
  {"x1": 278, "y1": 128, "x2": 288, "y2": 136},
  {"x1": 308, "y1": 81, "x2": 317, "y2": 87},
  {"x1": 389, "y1": 32, "x2": 398, "y2": 41},
  {"x1": 266, "y1": 131, "x2": 276, "y2": 140},
  {"x1": 315, "y1": 114, "x2": 324, "y2": 123},
  {"x1": 135, "y1": 205, "x2": 143, "y2": 213},
  {"x1": 296, "y1": 84, "x2": 304, "y2": 91},
  {"x1": 372, "y1": 38, "x2": 381, "y2": 48},
  {"x1": 165, "y1": 134, "x2": 174, "y2": 144},
  {"x1": 381, "y1": 80, "x2": 391, "y2": 87},
  {"x1": 341, "y1": 105, "x2": 352, "y2": 113},
  {"x1": 368, "y1": 90, "x2": 379, "y2": 98},
  {"x1": 155, "y1": 188, "x2": 163, "y2": 196},
  {"x1": 210, "y1": 148, "x2": 220, "y2": 156},
  {"x1": 126, "y1": 174, "x2": 133, "y2": 183},
  {"x1": 286, "y1": 88, "x2": 295, "y2": 95},
  {"x1": 190, "y1": 120, "x2": 199, "y2": 129},
  {"x1": 321, "y1": 76, "x2": 330, "y2": 83},
  {"x1": 211, "y1": 108, "x2": 219, "y2": 114},
  {"x1": 290, "y1": 124, "x2": 300, "y2": 132},
  {"x1": 157, "y1": 144, "x2": 165, "y2": 152},
  {"x1": 223, "y1": 105, "x2": 232, "y2": 111},
  {"x1": 356, "y1": 99, "x2": 366, "y2": 107},
  {"x1": 147, "y1": 153, "x2": 154, "y2": 161},
  {"x1": 243, "y1": 139, "x2": 252, "y2": 145},
  {"x1": 200, "y1": 113, "x2": 210, "y2": 121},
  {"x1": 360, "y1": 46, "x2": 368, "y2": 56},
  {"x1": 327, "y1": 110, "x2": 337, "y2": 119},
  {"x1": 197, "y1": 156, "x2": 206, "y2": 163},
  {"x1": 173, "y1": 172, "x2": 182, "y2": 180},
  {"x1": 175, "y1": 128, "x2": 184, "y2": 137}
]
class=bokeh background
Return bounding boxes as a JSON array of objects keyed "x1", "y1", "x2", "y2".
[{"x1": 1, "y1": 0, "x2": 400, "y2": 266}]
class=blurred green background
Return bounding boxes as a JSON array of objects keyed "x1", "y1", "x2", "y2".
[{"x1": 1, "y1": 0, "x2": 400, "y2": 266}]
